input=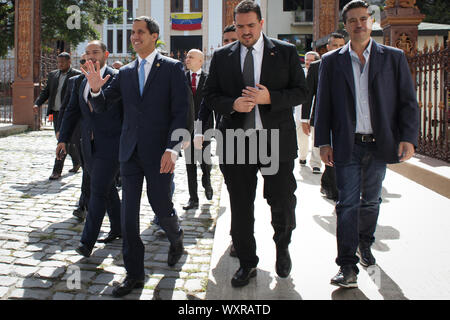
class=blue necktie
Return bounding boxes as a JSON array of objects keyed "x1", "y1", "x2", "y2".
[{"x1": 139, "y1": 59, "x2": 147, "y2": 96}]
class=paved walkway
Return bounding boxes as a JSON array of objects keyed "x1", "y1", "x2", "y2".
[{"x1": 0, "y1": 128, "x2": 449, "y2": 300}]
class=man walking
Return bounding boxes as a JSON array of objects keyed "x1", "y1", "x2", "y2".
[
  {"x1": 183, "y1": 49, "x2": 213, "y2": 211},
  {"x1": 303, "y1": 32, "x2": 346, "y2": 201},
  {"x1": 204, "y1": 0, "x2": 307, "y2": 287},
  {"x1": 314, "y1": 0, "x2": 419, "y2": 288},
  {"x1": 34, "y1": 52, "x2": 81, "y2": 180},
  {"x1": 83, "y1": 16, "x2": 189, "y2": 297}
]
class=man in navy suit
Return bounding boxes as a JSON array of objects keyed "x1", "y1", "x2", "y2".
[
  {"x1": 56, "y1": 41, "x2": 122, "y2": 258},
  {"x1": 83, "y1": 16, "x2": 189, "y2": 297},
  {"x1": 314, "y1": 0, "x2": 419, "y2": 288}
]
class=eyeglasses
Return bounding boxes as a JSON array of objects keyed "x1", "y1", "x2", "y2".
[{"x1": 80, "y1": 59, "x2": 86, "y2": 65}]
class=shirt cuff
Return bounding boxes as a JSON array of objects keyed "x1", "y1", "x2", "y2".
[
  {"x1": 90, "y1": 89, "x2": 102, "y2": 97},
  {"x1": 301, "y1": 119, "x2": 309, "y2": 123},
  {"x1": 194, "y1": 134, "x2": 204, "y2": 138},
  {"x1": 165, "y1": 149, "x2": 179, "y2": 156}
]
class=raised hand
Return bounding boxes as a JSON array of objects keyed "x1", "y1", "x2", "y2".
[{"x1": 80, "y1": 60, "x2": 110, "y2": 93}]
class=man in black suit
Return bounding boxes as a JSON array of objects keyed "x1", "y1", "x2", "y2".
[
  {"x1": 303, "y1": 33, "x2": 346, "y2": 201},
  {"x1": 34, "y1": 52, "x2": 81, "y2": 180},
  {"x1": 314, "y1": 1, "x2": 419, "y2": 288},
  {"x1": 56, "y1": 41, "x2": 122, "y2": 258},
  {"x1": 183, "y1": 49, "x2": 213, "y2": 210},
  {"x1": 56, "y1": 54, "x2": 89, "y2": 221},
  {"x1": 204, "y1": 0, "x2": 307, "y2": 287}
]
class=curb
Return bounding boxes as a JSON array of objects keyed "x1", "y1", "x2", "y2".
[{"x1": 0, "y1": 125, "x2": 29, "y2": 138}]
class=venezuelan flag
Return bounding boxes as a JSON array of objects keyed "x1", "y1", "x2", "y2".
[{"x1": 171, "y1": 13, "x2": 203, "y2": 30}]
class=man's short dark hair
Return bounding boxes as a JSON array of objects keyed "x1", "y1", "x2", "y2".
[
  {"x1": 57, "y1": 52, "x2": 71, "y2": 60},
  {"x1": 342, "y1": 0, "x2": 369, "y2": 24},
  {"x1": 234, "y1": 0, "x2": 262, "y2": 21},
  {"x1": 223, "y1": 24, "x2": 236, "y2": 34},
  {"x1": 88, "y1": 40, "x2": 108, "y2": 52},
  {"x1": 328, "y1": 32, "x2": 345, "y2": 44},
  {"x1": 134, "y1": 16, "x2": 160, "y2": 35}
]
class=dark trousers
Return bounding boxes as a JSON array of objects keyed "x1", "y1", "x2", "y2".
[
  {"x1": 120, "y1": 149, "x2": 182, "y2": 280},
  {"x1": 185, "y1": 141, "x2": 212, "y2": 201},
  {"x1": 321, "y1": 165, "x2": 338, "y2": 195},
  {"x1": 77, "y1": 138, "x2": 89, "y2": 210},
  {"x1": 334, "y1": 142, "x2": 386, "y2": 267},
  {"x1": 52, "y1": 111, "x2": 81, "y2": 174},
  {"x1": 223, "y1": 133, "x2": 297, "y2": 268},
  {"x1": 80, "y1": 141, "x2": 121, "y2": 250}
]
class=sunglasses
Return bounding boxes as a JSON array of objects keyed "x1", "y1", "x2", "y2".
[{"x1": 80, "y1": 59, "x2": 86, "y2": 64}]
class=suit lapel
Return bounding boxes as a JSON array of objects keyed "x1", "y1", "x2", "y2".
[
  {"x1": 338, "y1": 44, "x2": 356, "y2": 103},
  {"x1": 142, "y1": 52, "x2": 163, "y2": 96},
  {"x1": 79, "y1": 78, "x2": 90, "y2": 112},
  {"x1": 260, "y1": 35, "x2": 276, "y2": 86},
  {"x1": 229, "y1": 42, "x2": 244, "y2": 89},
  {"x1": 369, "y1": 40, "x2": 382, "y2": 84},
  {"x1": 132, "y1": 59, "x2": 140, "y2": 97}
]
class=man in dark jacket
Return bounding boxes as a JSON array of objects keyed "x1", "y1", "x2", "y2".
[{"x1": 33, "y1": 52, "x2": 81, "y2": 180}]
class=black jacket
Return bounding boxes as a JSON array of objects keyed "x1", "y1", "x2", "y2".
[{"x1": 35, "y1": 67, "x2": 82, "y2": 116}]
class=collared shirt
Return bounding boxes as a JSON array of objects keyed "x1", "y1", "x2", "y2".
[
  {"x1": 84, "y1": 65, "x2": 107, "y2": 103},
  {"x1": 54, "y1": 71, "x2": 68, "y2": 111},
  {"x1": 349, "y1": 38, "x2": 373, "y2": 134},
  {"x1": 190, "y1": 68, "x2": 202, "y2": 90},
  {"x1": 137, "y1": 49, "x2": 158, "y2": 86},
  {"x1": 240, "y1": 32, "x2": 264, "y2": 130}
]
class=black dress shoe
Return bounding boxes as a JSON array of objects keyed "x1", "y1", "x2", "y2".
[
  {"x1": 76, "y1": 244, "x2": 92, "y2": 258},
  {"x1": 98, "y1": 232, "x2": 122, "y2": 244},
  {"x1": 49, "y1": 172, "x2": 61, "y2": 180},
  {"x1": 357, "y1": 246, "x2": 376, "y2": 267},
  {"x1": 112, "y1": 276, "x2": 144, "y2": 298},
  {"x1": 275, "y1": 248, "x2": 292, "y2": 278},
  {"x1": 72, "y1": 207, "x2": 87, "y2": 221},
  {"x1": 168, "y1": 231, "x2": 184, "y2": 266},
  {"x1": 204, "y1": 186, "x2": 213, "y2": 200},
  {"x1": 69, "y1": 164, "x2": 81, "y2": 173},
  {"x1": 231, "y1": 267, "x2": 257, "y2": 288},
  {"x1": 182, "y1": 199, "x2": 199, "y2": 210},
  {"x1": 330, "y1": 265, "x2": 358, "y2": 288}
]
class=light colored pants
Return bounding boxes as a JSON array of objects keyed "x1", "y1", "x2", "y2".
[{"x1": 295, "y1": 120, "x2": 321, "y2": 169}]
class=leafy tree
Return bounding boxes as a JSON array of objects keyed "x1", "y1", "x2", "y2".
[
  {"x1": 415, "y1": 0, "x2": 450, "y2": 24},
  {"x1": 0, "y1": 0, "x2": 123, "y2": 57}
]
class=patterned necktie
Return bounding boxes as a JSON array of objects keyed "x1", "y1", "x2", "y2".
[
  {"x1": 191, "y1": 73, "x2": 197, "y2": 95},
  {"x1": 242, "y1": 46, "x2": 255, "y2": 130},
  {"x1": 139, "y1": 59, "x2": 147, "y2": 96}
]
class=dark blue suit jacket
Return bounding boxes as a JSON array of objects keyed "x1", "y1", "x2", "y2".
[
  {"x1": 314, "y1": 40, "x2": 419, "y2": 164},
  {"x1": 58, "y1": 66, "x2": 122, "y2": 161},
  {"x1": 90, "y1": 52, "x2": 189, "y2": 164}
]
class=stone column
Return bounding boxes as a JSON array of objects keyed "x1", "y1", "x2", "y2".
[
  {"x1": 12, "y1": 0, "x2": 41, "y2": 130},
  {"x1": 313, "y1": 0, "x2": 340, "y2": 55},
  {"x1": 380, "y1": 0, "x2": 425, "y2": 55}
]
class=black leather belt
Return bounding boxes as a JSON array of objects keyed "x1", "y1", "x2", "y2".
[{"x1": 355, "y1": 133, "x2": 376, "y2": 143}]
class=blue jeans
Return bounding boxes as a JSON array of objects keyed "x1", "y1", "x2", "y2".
[{"x1": 334, "y1": 142, "x2": 386, "y2": 267}]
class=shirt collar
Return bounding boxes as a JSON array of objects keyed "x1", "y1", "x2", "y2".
[
  {"x1": 241, "y1": 32, "x2": 264, "y2": 54},
  {"x1": 191, "y1": 68, "x2": 202, "y2": 76},
  {"x1": 138, "y1": 49, "x2": 158, "y2": 67},
  {"x1": 349, "y1": 38, "x2": 373, "y2": 61},
  {"x1": 99, "y1": 64, "x2": 107, "y2": 77}
]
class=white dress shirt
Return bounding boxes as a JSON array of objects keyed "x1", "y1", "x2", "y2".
[
  {"x1": 189, "y1": 68, "x2": 202, "y2": 90},
  {"x1": 349, "y1": 38, "x2": 373, "y2": 134},
  {"x1": 240, "y1": 32, "x2": 264, "y2": 130},
  {"x1": 137, "y1": 49, "x2": 158, "y2": 86}
]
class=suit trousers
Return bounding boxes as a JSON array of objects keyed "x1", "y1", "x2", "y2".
[
  {"x1": 223, "y1": 132, "x2": 297, "y2": 268},
  {"x1": 80, "y1": 141, "x2": 121, "y2": 250},
  {"x1": 120, "y1": 148, "x2": 182, "y2": 279},
  {"x1": 334, "y1": 142, "x2": 386, "y2": 267},
  {"x1": 52, "y1": 111, "x2": 81, "y2": 174},
  {"x1": 295, "y1": 120, "x2": 321, "y2": 168},
  {"x1": 185, "y1": 141, "x2": 212, "y2": 201}
]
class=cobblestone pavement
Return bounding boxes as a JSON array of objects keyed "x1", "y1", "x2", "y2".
[{"x1": 0, "y1": 129, "x2": 224, "y2": 300}]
